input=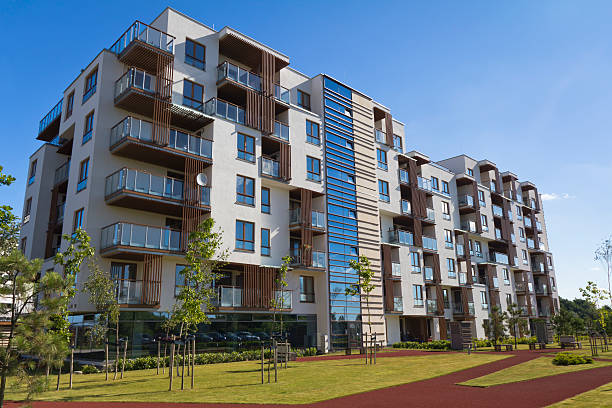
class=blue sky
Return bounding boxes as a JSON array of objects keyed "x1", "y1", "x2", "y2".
[{"x1": 1, "y1": 0, "x2": 610, "y2": 299}]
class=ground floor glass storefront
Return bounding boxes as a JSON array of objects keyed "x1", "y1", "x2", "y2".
[{"x1": 69, "y1": 312, "x2": 317, "y2": 359}]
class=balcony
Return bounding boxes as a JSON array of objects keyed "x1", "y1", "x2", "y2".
[
  {"x1": 54, "y1": 161, "x2": 70, "y2": 186},
  {"x1": 219, "y1": 286, "x2": 242, "y2": 308},
  {"x1": 458, "y1": 195, "x2": 475, "y2": 208},
  {"x1": 274, "y1": 84, "x2": 290, "y2": 104},
  {"x1": 273, "y1": 121, "x2": 290, "y2": 142},
  {"x1": 113, "y1": 279, "x2": 159, "y2": 306},
  {"x1": 375, "y1": 129, "x2": 386, "y2": 144},
  {"x1": 424, "y1": 208, "x2": 435, "y2": 223},
  {"x1": 100, "y1": 222, "x2": 182, "y2": 258},
  {"x1": 417, "y1": 176, "x2": 432, "y2": 192},
  {"x1": 456, "y1": 244, "x2": 465, "y2": 257},
  {"x1": 110, "y1": 21, "x2": 174, "y2": 72},
  {"x1": 401, "y1": 199, "x2": 412, "y2": 215},
  {"x1": 390, "y1": 297, "x2": 403, "y2": 312},
  {"x1": 536, "y1": 221, "x2": 542, "y2": 232},
  {"x1": 422, "y1": 236, "x2": 437, "y2": 251},
  {"x1": 524, "y1": 217, "x2": 533, "y2": 228},
  {"x1": 391, "y1": 262, "x2": 402, "y2": 278},
  {"x1": 38, "y1": 98, "x2": 63, "y2": 141},
  {"x1": 260, "y1": 157, "x2": 280, "y2": 179},
  {"x1": 424, "y1": 267, "x2": 434, "y2": 282},
  {"x1": 274, "y1": 290, "x2": 293, "y2": 309},
  {"x1": 204, "y1": 97, "x2": 246, "y2": 125},
  {"x1": 514, "y1": 281, "x2": 528, "y2": 292},
  {"x1": 495, "y1": 228, "x2": 503, "y2": 240},
  {"x1": 532, "y1": 262, "x2": 545, "y2": 274},
  {"x1": 109, "y1": 117, "x2": 213, "y2": 170},
  {"x1": 489, "y1": 252, "x2": 509, "y2": 265},
  {"x1": 217, "y1": 61, "x2": 262, "y2": 92},
  {"x1": 527, "y1": 239, "x2": 536, "y2": 249},
  {"x1": 453, "y1": 303, "x2": 464, "y2": 314},
  {"x1": 290, "y1": 249, "x2": 326, "y2": 269},
  {"x1": 459, "y1": 272, "x2": 467, "y2": 285},
  {"x1": 489, "y1": 181, "x2": 499, "y2": 193},
  {"x1": 426, "y1": 299, "x2": 438, "y2": 315},
  {"x1": 55, "y1": 202, "x2": 65, "y2": 223},
  {"x1": 460, "y1": 221, "x2": 478, "y2": 233},
  {"x1": 398, "y1": 169, "x2": 410, "y2": 185},
  {"x1": 536, "y1": 284, "x2": 549, "y2": 296},
  {"x1": 492, "y1": 204, "x2": 504, "y2": 217},
  {"x1": 387, "y1": 229, "x2": 414, "y2": 246},
  {"x1": 289, "y1": 209, "x2": 325, "y2": 231},
  {"x1": 114, "y1": 68, "x2": 157, "y2": 117}
]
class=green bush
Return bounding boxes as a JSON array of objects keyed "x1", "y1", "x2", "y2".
[
  {"x1": 472, "y1": 338, "x2": 492, "y2": 348},
  {"x1": 81, "y1": 365, "x2": 100, "y2": 374},
  {"x1": 552, "y1": 352, "x2": 593, "y2": 366},
  {"x1": 392, "y1": 340, "x2": 450, "y2": 350}
]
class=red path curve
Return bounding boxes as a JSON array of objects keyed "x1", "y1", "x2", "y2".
[{"x1": 6, "y1": 349, "x2": 612, "y2": 408}]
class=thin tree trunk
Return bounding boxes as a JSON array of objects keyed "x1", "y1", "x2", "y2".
[
  {"x1": 56, "y1": 366, "x2": 61, "y2": 391},
  {"x1": 157, "y1": 340, "x2": 160, "y2": 375},
  {"x1": 181, "y1": 340, "x2": 186, "y2": 390},
  {"x1": 162, "y1": 342, "x2": 167, "y2": 374},
  {"x1": 114, "y1": 321, "x2": 119, "y2": 380},
  {"x1": 69, "y1": 348, "x2": 74, "y2": 389},
  {"x1": 168, "y1": 342, "x2": 175, "y2": 391},
  {"x1": 0, "y1": 365, "x2": 9, "y2": 408},
  {"x1": 121, "y1": 339, "x2": 127, "y2": 379},
  {"x1": 186, "y1": 340, "x2": 190, "y2": 377},
  {"x1": 191, "y1": 338, "x2": 195, "y2": 389},
  {"x1": 105, "y1": 341, "x2": 109, "y2": 381}
]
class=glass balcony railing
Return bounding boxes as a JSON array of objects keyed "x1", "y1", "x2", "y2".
[
  {"x1": 495, "y1": 228, "x2": 502, "y2": 240},
  {"x1": 527, "y1": 238, "x2": 535, "y2": 249},
  {"x1": 422, "y1": 236, "x2": 438, "y2": 251},
  {"x1": 100, "y1": 222, "x2": 181, "y2": 252},
  {"x1": 417, "y1": 176, "x2": 432, "y2": 192},
  {"x1": 458, "y1": 195, "x2": 474, "y2": 207},
  {"x1": 388, "y1": 229, "x2": 414, "y2": 246},
  {"x1": 401, "y1": 199, "x2": 412, "y2": 215},
  {"x1": 524, "y1": 217, "x2": 533, "y2": 228},
  {"x1": 274, "y1": 84, "x2": 290, "y2": 103},
  {"x1": 274, "y1": 290, "x2": 292, "y2": 309},
  {"x1": 532, "y1": 262, "x2": 545, "y2": 273},
  {"x1": 456, "y1": 244, "x2": 465, "y2": 257},
  {"x1": 508, "y1": 210, "x2": 513, "y2": 221},
  {"x1": 391, "y1": 262, "x2": 401, "y2": 278},
  {"x1": 461, "y1": 221, "x2": 477, "y2": 233},
  {"x1": 492, "y1": 204, "x2": 504, "y2": 217},
  {"x1": 289, "y1": 208, "x2": 300, "y2": 225},
  {"x1": 425, "y1": 208, "x2": 435, "y2": 222},
  {"x1": 217, "y1": 61, "x2": 261, "y2": 91},
  {"x1": 54, "y1": 161, "x2": 70, "y2": 186},
  {"x1": 511, "y1": 233, "x2": 516, "y2": 244},
  {"x1": 219, "y1": 286, "x2": 242, "y2": 307},
  {"x1": 110, "y1": 21, "x2": 174, "y2": 55},
  {"x1": 399, "y1": 169, "x2": 410, "y2": 184},
  {"x1": 375, "y1": 129, "x2": 386, "y2": 144},
  {"x1": 467, "y1": 302, "x2": 475, "y2": 315},
  {"x1": 394, "y1": 297, "x2": 404, "y2": 312},
  {"x1": 312, "y1": 211, "x2": 325, "y2": 229},
  {"x1": 536, "y1": 221, "x2": 542, "y2": 231},
  {"x1": 260, "y1": 157, "x2": 280, "y2": 178},
  {"x1": 424, "y1": 267, "x2": 434, "y2": 281},
  {"x1": 492, "y1": 276, "x2": 499, "y2": 288},
  {"x1": 459, "y1": 272, "x2": 467, "y2": 285},
  {"x1": 426, "y1": 299, "x2": 437, "y2": 314},
  {"x1": 489, "y1": 181, "x2": 498, "y2": 193},
  {"x1": 168, "y1": 129, "x2": 213, "y2": 158},
  {"x1": 312, "y1": 251, "x2": 326, "y2": 268},
  {"x1": 39, "y1": 99, "x2": 63, "y2": 134},
  {"x1": 273, "y1": 121, "x2": 290, "y2": 141},
  {"x1": 536, "y1": 284, "x2": 548, "y2": 295},
  {"x1": 411, "y1": 264, "x2": 422, "y2": 273},
  {"x1": 114, "y1": 279, "x2": 143, "y2": 304},
  {"x1": 204, "y1": 98, "x2": 245, "y2": 124},
  {"x1": 55, "y1": 202, "x2": 65, "y2": 223},
  {"x1": 105, "y1": 168, "x2": 184, "y2": 201},
  {"x1": 489, "y1": 252, "x2": 509, "y2": 265},
  {"x1": 114, "y1": 68, "x2": 156, "y2": 100},
  {"x1": 453, "y1": 303, "x2": 463, "y2": 314}
]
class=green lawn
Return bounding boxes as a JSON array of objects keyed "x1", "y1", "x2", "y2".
[
  {"x1": 547, "y1": 381, "x2": 612, "y2": 407},
  {"x1": 555, "y1": 348, "x2": 612, "y2": 359},
  {"x1": 7, "y1": 353, "x2": 506, "y2": 404},
  {"x1": 459, "y1": 356, "x2": 612, "y2": 387}
]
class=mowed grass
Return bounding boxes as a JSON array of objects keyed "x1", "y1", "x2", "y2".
[
  {"x1": 6, "y1": 353, "x2": 506, "y2": 404},
  {"x1": 555, "y1": 348, "x2": 612, "y2": 360},
  {"x1": 460, "y1": 356, "x2": 612, "y2": 387},
  {"x1": 547, "y1": 381, "x2": 612, "y2": 407}
]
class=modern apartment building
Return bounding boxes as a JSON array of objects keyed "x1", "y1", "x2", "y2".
[{"x1": 20, "y1": 7, "x2": 559, "y2": 354}]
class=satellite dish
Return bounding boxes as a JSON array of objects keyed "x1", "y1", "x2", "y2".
[{"x1": 196, "y1": 173, "x2": 208, "y2": 187}]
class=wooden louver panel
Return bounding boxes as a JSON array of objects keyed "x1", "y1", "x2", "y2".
[
  {"x1": 181, "y1": 157, "x2": 207, "y2": 249},
  {"x1": 413, "y1": 218, "x2": 423, "y2": 247},
  {"x1": 142, "y1": 254, "x2": 162, "y2": 306},
  {"x1": 279, "y1": 143, "x2": 291, "y2": 181},
  {"x1": 243, "y1": 265, "x2": 276, "y2": 309},
  {"x1": 153, "y1": 53, "x2": 173, "y2": 145},
  {"x1": 246, "y1": 90, "x2": 261, "y2": 130},
  {"x1": 435, "y1": 284, "x2": 445, "y2": 315},
  {"x1": 261, "y1": 96, "x2": 274, "y2": 135},
  {"x1": 384, "y1": 112, "x2": 394, "y2": 146},
  {"x1": 438, "y1": 317, "x2": 448, "y2": 340},
  {"x1": 260, "y1": 51, "x2": 275, "y2": 98},
  {"x1": 382, "y1": 245, "x2": 394, "y2": 311},
  {"x1": 432, "y1": 253, "x2": 442, "y2": 283}
]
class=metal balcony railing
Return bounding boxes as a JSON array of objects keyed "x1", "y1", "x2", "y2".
[
  {"x1": 105, "y1": 168, "x2": 184, "y2": 201},
  {"x1": 110, "y1": 21, "x2": 174, "y2": 55},
  {"x1": 39, "y1": 99, "x2": 63, "y2": 135},
  {"x1": 54, "y1": 161, "x2": 70, "y2": 186},
  {"x1": 114, "y1": 68, "x2": 156, "y2": 100},
  {"x1": 219, "y1": 286, "x2": 242, "y2": 307},
  {"x1": 204, "y1": 98, "x2": 245, "y2": 124},
  {"x1": 422, "y1": 236, "x2": 437, "y2": 251},
  {"x1": 388, "y1": 229, "x2": 414, "y2": 246},
  {"x1": 114, "y1": 279, "x2": 144, "y2": 304},
  {"x1": 100, "y1": 222, "x2": 181, "y2": 252},
  {"x1": 260, "y1": 157, "x2": 280, "y2": 178},
  {"x1": 217, "y1": 61, "x2": 261, "y2": 91}
]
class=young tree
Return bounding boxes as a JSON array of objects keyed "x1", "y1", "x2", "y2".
[
  {"x1": 170, "y1": 218, "x2": 228, "y2": 390},
  {"x1": 345, "y1": 256, "x2": 375, "y2": 358},
  {"x1": 271, "y1": 256, "x2": 291, "y2": 339},
  {"x1": 579, "y1": 281, "x2": 611, "y2": 336},
  {"x1": 506, "y1": 303, "x2": 523, "y2": 348},
  {"x1": 595, "y1": 237, "x2": 612, "y2": 307},
  {"x1": 52, "y1": 229, "x2": 94, "y2": 389},
  {"x1": 83, "y1": 257, "x2": 119, "y2": 381},
  {"x1": 484, "y1": 306, "x2": 508, "y2": 345}
]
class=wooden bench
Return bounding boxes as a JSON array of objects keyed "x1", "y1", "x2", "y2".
[
  {"x1": 560, "y1": 336, "x2": 582, "y2": 349},
  {"x1": 493, "y1": 343, "x2": 513, "y2": 352}
]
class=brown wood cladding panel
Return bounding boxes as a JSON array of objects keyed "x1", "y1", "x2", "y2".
[
  {"x1": 494, "y1": 168, "x2": 502, "y2": 193},
  {"x1": 153, "y1": 53, "x2": 173, "y2": 145},
  {"x1": 382, "y1": 245, "x2": 393, "y2": 279},
  {"x1": 243, "y1": 265, "x2": 276, "y2": 309},
  {"x1": 438, "y1": 317, "x2": 448, "y2": 340},
  {"x1": 261, "y1": 96, "x2": 274, "y2": 135},
  {"x1": 408, "y1": 160, "x2": 418, "y2": 185},
  {"x1": 461, "y1": 286, "x2": 470, "y2": 316},
  {"x1": 301, "y1": 226, "x2": 313, "y2": 267},
  {"x1": 462, "y1": 233, "x2": 474, "y2": 285},
  {"x1": 44, "y1": 187, "x2": 60, "y2": 258},
  {"x1": 533, "y1": 187, "x2": 540, "y2": 211},
  {"x1": 246, "y1": 90, "x2": 261, "y2": 130},
  {"x1": 410, "y1": 186, "x2": 426, "y2": 218},
  {"x1": 384, "y1": 278, "x2": 394, "y2": 311},
  {"x1": 279, "y1": 143, "x2": 291, "y2": 181},
  {"x1": 260, "y1": 51, "x2": 275, "y2": 97},
  {"x1": 300, "y1": 189, "x2": 312, "y2": 225},
  {"x1": 432, "y1": 253, "x2": 442, "y2": 283},
  {"x1": 435, "y1": 284, "x2": 445, "y2": 315},
  {"x1": 501, "y1": 199, "x2": 512, "y2": 241},
  {"x1": 384, "y1": 112, "x2": 394, "y2": 146},
  {"x1": 413, "y1": 218, "x2": 423, "y2": 247},
  {"x1": 142, "y1": 254, "x2": 162, "y2": 305}
]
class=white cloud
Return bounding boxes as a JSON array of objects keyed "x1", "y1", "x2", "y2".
[
  {"x1": 590, "y1": 266, "x2": 602, "y2": 272},
  {"x1": 541, "y1": 193, "x2": 575, "y2": 201}
]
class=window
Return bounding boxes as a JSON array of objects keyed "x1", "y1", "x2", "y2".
[
  {"x1": 77, "y1": 158, "x2": 89, "y2": 192},
  {"x1": 431, "y1": 177, "x2": 439, "y2": 191},
  {"x1": 443, "y1": 289, "x2": 450, "y2": 308},
  {"x1": 442, "y1": 181, "x2": 450, "y2": 195},
  {"x1": 375, "y1": 148, "x2": 388, "y2": 170},
  {"x1": 73, "y1": 208, "x2": 84, "y2": 232},
  {"x1": 516, "y1": 206, "x2": 523, "y2": 220},
  {"x1": 392, "y1": 134, "x2": 403, "y2": 152},
  {"x1": 23, "y1": 198, "x2": 32, "y2": 223},
  {"x1": 474, "y1": 241, "x2": 482, "y2": 257},
  {"x1": 522, "y1": 249, "x2": 528, "y2": 264},
  {"x1": 503, "y1": 268, "x2": 510, "y2": 285},
  {"x1": 413, "y1": 285, "x2": 423, "y2": 306},
  {"x1": 506, "y1": 293, "x2": 512, "y2": 307},
  {"x1": 297, "y1": 90, "x2": 311, "y2": 110},
  {"x1": 481, "y1": 291, "x2": 488, "y2": 309},
  {"x1": 547, "y1": 256, "x2": 553, "y2": 267},
  {"x1": 235, "y1": 220, "x2": 254, "y2": 251},
  {"x1": 511, "y1": 233, "x2": 516, "y2": 244},
  {"x1": 183, "y1": 80, "x2": 204, "y2": 111},
  {"x1": 20, "y1": 238, "x2": 26, "y2": 254},
  {"x1": 444, "y1": 229, "x2": 453, "y2": 248},
  {"x1": 447, "y1": 258, "x2": 456, "y2": 278},
  {"x1": 65, "y1": 92, "x2": 74, "y2": 119},
  {"x1": 237, "y1": 133, "x2": 255, "y2": 162},
  {"x1": 300, "y1": 276, "x2": 315, "y2": 303},
  {"x1": 236, "y1": 175, "x2": 255, "y2": 205},
  {"x1": 306, "y1": 120, "x2": 320, "y2": 145},
  {"x1": 478, "y1": 190, "x2": 486, "y2": 207},
  {"x1": 261, "y1": 187, "x2": 270, "y2": 214},
  {"x1": 83, "y1": 111, "x2": 94, "y2": 144},
  {"x1": 467, "y1": 168, "x2": 474, "y2": 177},
  {"x1": 481, "y1": 214, "x2": 488, "y2": 231},
  {"x1": 442, "y1": 201, "x2": 451, "y2": 220},
  {"x1": 519, "y1": 227, "x2": 525, "y2": 241},
  {"x1": 307, "y1": 156, "x2": 321, "y2": 181},
  {"x1": 261, "y1": 228, "x2": 271, "y2": 256},
  {"x1": 83, "y1": 68, "x2": 98, "y2": 103},
  {"x1": 378, "y1": 180, "x2": 390, "y2": 202},
  {"x1": 410, "y1": 252, "x2": 421, "y2": 273},
  {"x1": 185, "y1": 38, "x2": 205, "y2": 70},
  {"x1": 551, "y1": 277, "x2": 556, "y2": 290},
  {"x1": 28, "y1": 160, "x2": 37, "y2": 185},
  {"x1": 174, "y1": 264, "x2": 190, "y2": 296}
]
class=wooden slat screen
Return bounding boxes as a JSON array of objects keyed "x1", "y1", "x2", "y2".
[
  {"x1": 432, "y1": 253, "x2": 442, "y2": 283},
  {"x1": 44, "y1": 187, "x2": 60, "y2": 258},
  {"x1": 153, "y1": 53, "x2": 173, "y2": 145},
  {"x1": 438, "y1": 317, "x2": 448, "y2": 340},
  {"x1": 413, "y1": 218, "x2": 423, "y2": 247},
  {"x1": 382, "y1": 244, "x2": 394, "y2": 311},
  {"x1": 472, "y1": 180, "x2": 482, "y2": 232},
  {"x1": 243, "y1": 264, "x2": 276, "y2": 309},
  {"x1": 143, "y1": 254, "x2": 162, "y2": 306},
  {"x1": 260, "y1": 51, "x2": 275, "y2": 98},
  {"x1": 279, "y1": 143, "x2": 291, "y2": 181},
  {"x1": 494, "y1": 168, "x2": 503, "y2": 194},
  {"x1": 261, "y1": 96, "x2": 274, "y2": 135},
  {"x1": 384, "y1": 112, "x2": 394, "y2": 146},
  {"x1": 462, "y1": 233, "x2": 474, "y2": 285},
  {"x1": 246, "y1": 90, "x2": 261, "y2": 130},
  {"x1": 435, "y1": 284, "x2": 445, "y2": 315},
  {"x1": 181, "y1": 157, "x2": 207, "y2": 249}
]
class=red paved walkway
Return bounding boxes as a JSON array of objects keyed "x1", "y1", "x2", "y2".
[{"x1": 7, "y1": 349, "x2": 612, "y2": 408}]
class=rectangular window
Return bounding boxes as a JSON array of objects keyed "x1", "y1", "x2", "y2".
[
  {"x1": 183, "y1": 80, "x2": 204, "y2": 111},
  {"x1": 261, "y1": 187, "x2": 270, "y2": 214},
  {"x1": 431, "y1": 177, "x2": 439, "y2": 191},
  {"x1": 447, "y1": 258, "x2": 456, "y2": 278},
  {"x1": 307, "y1": 156, "x2": 321, "y2": 181},
  {"x1": 442, "y1": 201, "x2": 451, "y2": 220},
  {"x1": 443, "y1": 289, "x2": 450, "y2": 308},
  {"x1": 378, "y1": 180, "x2": 390, "y2": 202},
  {"x1": 77, "y1": 158, "x2": 89, "y2": 192},
  {"x1": 20, "y1": 237, "x2": 26, "y2": 254},
  {"x1": 481, "y1": 214, "x2": 488, "y2": 231},
  {"x1": 481, "y1": 291, "x2": 488, "y2": 309},
  {"x1": 547, "y1": 256, "x2": 553, "y2": 267},
  {"x1": 297, "y1": 90, "x2": 311, "y2": 110},
  {"x1": 185, "y1": 38, "x2": 205, "y2": 70},
  {"x1": 73, "y1": 208, "x2": 84, "y2": 232},
  {"x1": 300, "y1": 276, "x2": 315, "y2": 303},
  {"x1": 65, "y1": 92, "x2": 74, "y2": 119},
  {"x1": 174, "y1": 264, "x2": 190, "y2": 296},
  {"x1": 413, "y1": 285, "x2": 423, "y2": 306},
  {"x1": 392, "y1": 134, "x2": 403, "y2": 152},
  {"x1": 377, "y1": 148, "x2": 388, "y2": 170},
  {"x1": 478, "y1": 190, "x2": 486, "y2": 207},
  {"x1": 261, "y1": 228, "x2": 271, "y2": 256},
  {"x1": 522, "y1": 249, "x2": 528, "y2": 262},
  {"x1": 516, "y1": 206, "x2": 523, "y2": 220},
  {"x1": 236, "y1": 175, "x2": 255, "y2": 205},
  {"x1": 306, "y1": 120, "x2": 320, "y2": 145},
  {"x1": 506, "y1": 293, "x2": 512, "y2": 306},
  {"x1": 519, "y1": 227, "x2": 525, "y2": 241},
  {"x1": 23, "y1": 198, "x2": 32, "y2": 222},
  {"x1": 83, "y1": 68, "x2": 98, "y2": 103},
  {"x1": 503, "y1": 268, "x2": 510, "y2": 285},
  {"x1": 467, "y1": 168, "x2": 474, "y2": 177},
  {"x1": 442, "y1": 181, "x2": 450, "y2": 195},
  {"x1": 237, "y1": 133, "x2": 255, "y2": 162},
  {"x1": 235, "y1": 220, "x2": 254, "y2": 251},
  {"x1": 83, "y1": 111, "x2": 94, "y2": 144},
  {"x1": 444, "y1": 229, "x2": 453, "y2": 248},
  {"x1": 28, "y1": 160, "x2": 37, "y2": 185},
  {"x1": 410, "y1": 252, "x2": 420, "y2": 272},
  {"x1": 474, "y1": 241, "x2": 482, "y2": 257}
]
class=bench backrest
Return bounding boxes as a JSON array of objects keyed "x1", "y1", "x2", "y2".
[{"x1": 559, "y1": 336, "x2": 575, "y2": 343}]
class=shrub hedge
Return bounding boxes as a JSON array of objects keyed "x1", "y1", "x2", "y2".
[
  {"x1": 391, "y1": 340, "x2": 450, "y2": 350},
  {"x1": 552, "y1": 352, "x2": 593, "y2": 366}
]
